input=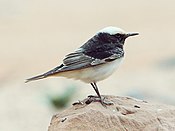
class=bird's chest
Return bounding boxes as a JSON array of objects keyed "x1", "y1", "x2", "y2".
[{"x1": 77, "y1": 57, "x2": 124, "y2": 83}]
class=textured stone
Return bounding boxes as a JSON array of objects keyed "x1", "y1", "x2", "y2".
[{"x1": 48, "y1": 96, "x2": 175, "y2": 131}]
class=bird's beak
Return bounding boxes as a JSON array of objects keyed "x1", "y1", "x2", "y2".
[{"x1": 126, "y1": 32, "x2": 139, "y2": 37}]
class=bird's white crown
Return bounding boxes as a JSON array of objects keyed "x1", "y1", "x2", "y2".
[{"x1": 97, "y1": 26, "x2": 126, "y2": 35}]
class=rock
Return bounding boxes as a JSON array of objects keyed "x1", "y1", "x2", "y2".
[{"x1": 48, "y1": 95, "x2": 175, "y2": 131}]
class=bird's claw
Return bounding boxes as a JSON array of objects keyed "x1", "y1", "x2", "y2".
[
  {"x1": 86, "y1": 95, "x2": 113, "y2": 107},
  {"x1": 73, "y1": 95, "x2": 113, "y2": 107},
  {"x1": 72, "y1": 100, "x2": 84, "y2": 105}
]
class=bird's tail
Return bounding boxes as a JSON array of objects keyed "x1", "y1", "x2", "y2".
[
  {"x1": 25, "y1": 73, "x2": 48, "y2": 83},
  {"x1": 25, "y1": 64, "x2": 64, "y2": 83}
]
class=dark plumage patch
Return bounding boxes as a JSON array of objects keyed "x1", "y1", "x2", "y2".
[{"x1": 81, "y1": 33, "x2": 125, "y2": 60}]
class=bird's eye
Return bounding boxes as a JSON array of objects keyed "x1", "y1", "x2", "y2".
[{"x1": 115, "y1": 33, "x2": 122, "y2": 37}]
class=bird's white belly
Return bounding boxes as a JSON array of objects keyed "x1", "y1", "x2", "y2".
[{"x1": 58, "y1": 58, "x2": 123, "y2": 83}]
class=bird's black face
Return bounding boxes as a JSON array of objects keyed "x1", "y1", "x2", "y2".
[
  {"x1": 112, "y1": 33, "x2": 127, "y2": 44},
  {"x1": 97, "y1": 33, "x2": 127, "y2": 45},
  {"x1": 98, "y1": 32, "x2": 139, "y2": 45}
]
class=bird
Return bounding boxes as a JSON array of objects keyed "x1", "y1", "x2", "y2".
[{"x1": 25, "y1": 26, "x2": 139, "y2": 106}]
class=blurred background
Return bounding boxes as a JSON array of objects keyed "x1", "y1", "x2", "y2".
[{"x1": 0, "y1": 0, "x2": 175, "y2": 130}]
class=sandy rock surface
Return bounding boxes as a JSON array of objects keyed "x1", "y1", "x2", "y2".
[{"x1": 48, "y1": 96, "x2": 175, "y2": 131}]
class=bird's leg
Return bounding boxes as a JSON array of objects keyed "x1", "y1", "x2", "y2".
[
  {"x1": 88, "y1": 82, "x2": 113, "y2": 107},
  {"x1": 91, "y1": 83, "x2": 102, "y2": 100},
  {"x1": 73, "y1": 83, "x2": 113, "y2": 106}
]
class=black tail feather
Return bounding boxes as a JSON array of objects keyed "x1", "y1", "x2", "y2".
[
  {"x1": 25, "y1": 74, "x2": 47, "y2": 83},
  {"x1": 25, "y1": 64, "x2": 64, "y2": 83}
]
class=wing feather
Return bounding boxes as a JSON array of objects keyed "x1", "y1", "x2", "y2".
[
  {"x1": 58, "y1": 48, "x2": 123, "y2": 72},
  {"x1": 62, "y1": 50, "x2": 95, "y2": 70}
]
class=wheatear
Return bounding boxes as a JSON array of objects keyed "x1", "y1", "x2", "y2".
[{"x1": 26, "y1": 26, "x2": 139, "y2": 106}]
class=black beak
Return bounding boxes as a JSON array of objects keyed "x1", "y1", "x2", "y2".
[{"x1": 126, "y1": 32, "x2": 139, "y2": 37}]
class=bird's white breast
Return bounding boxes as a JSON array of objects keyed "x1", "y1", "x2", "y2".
[{"x1": 58, "y1": 58, "x2": 124, "y2": 83}]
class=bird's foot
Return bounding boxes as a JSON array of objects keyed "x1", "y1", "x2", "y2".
[
  {"x1": 72, "y1": 95, "x2": 113, "y2": 107},
  {"x1": 72, "y1": 100, "x2": 84, "y2": 106},
  {"x1": 86, "y1": 95, "x2": 113, "y2": 107}
]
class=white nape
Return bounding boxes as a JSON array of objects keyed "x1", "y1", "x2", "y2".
[{"x1": 97, "y1": 26, "x2": 126, "y2": 35}]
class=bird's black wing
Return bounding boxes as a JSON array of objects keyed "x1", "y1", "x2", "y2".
[
  {"x1": 50, "y1": 34, "x2": 124, "y2": 73},
  {"x1": 54, "y1": 46, "x2": 124, "y2": 73}
]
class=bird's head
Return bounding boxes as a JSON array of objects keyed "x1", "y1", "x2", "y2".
[{"x1": 96, "y1": 26, "x2": 139, "y2": 45}]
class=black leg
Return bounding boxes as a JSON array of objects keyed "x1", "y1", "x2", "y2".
[
  {"x1": 90, "y1": 82, "x2": 105, "y2": 106},
  {"x1": 91, "y1": 83, "x2": 100, "y2": 98},
  {"x1": 91, "y1": 83, "x2": 102, "y2": 99},
  {"x1": 73, "y1": 83, "x2": 113, "y2": 106},
  {"x1": 90, "y1": 82, "x2": 113, "y2": 107}
]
